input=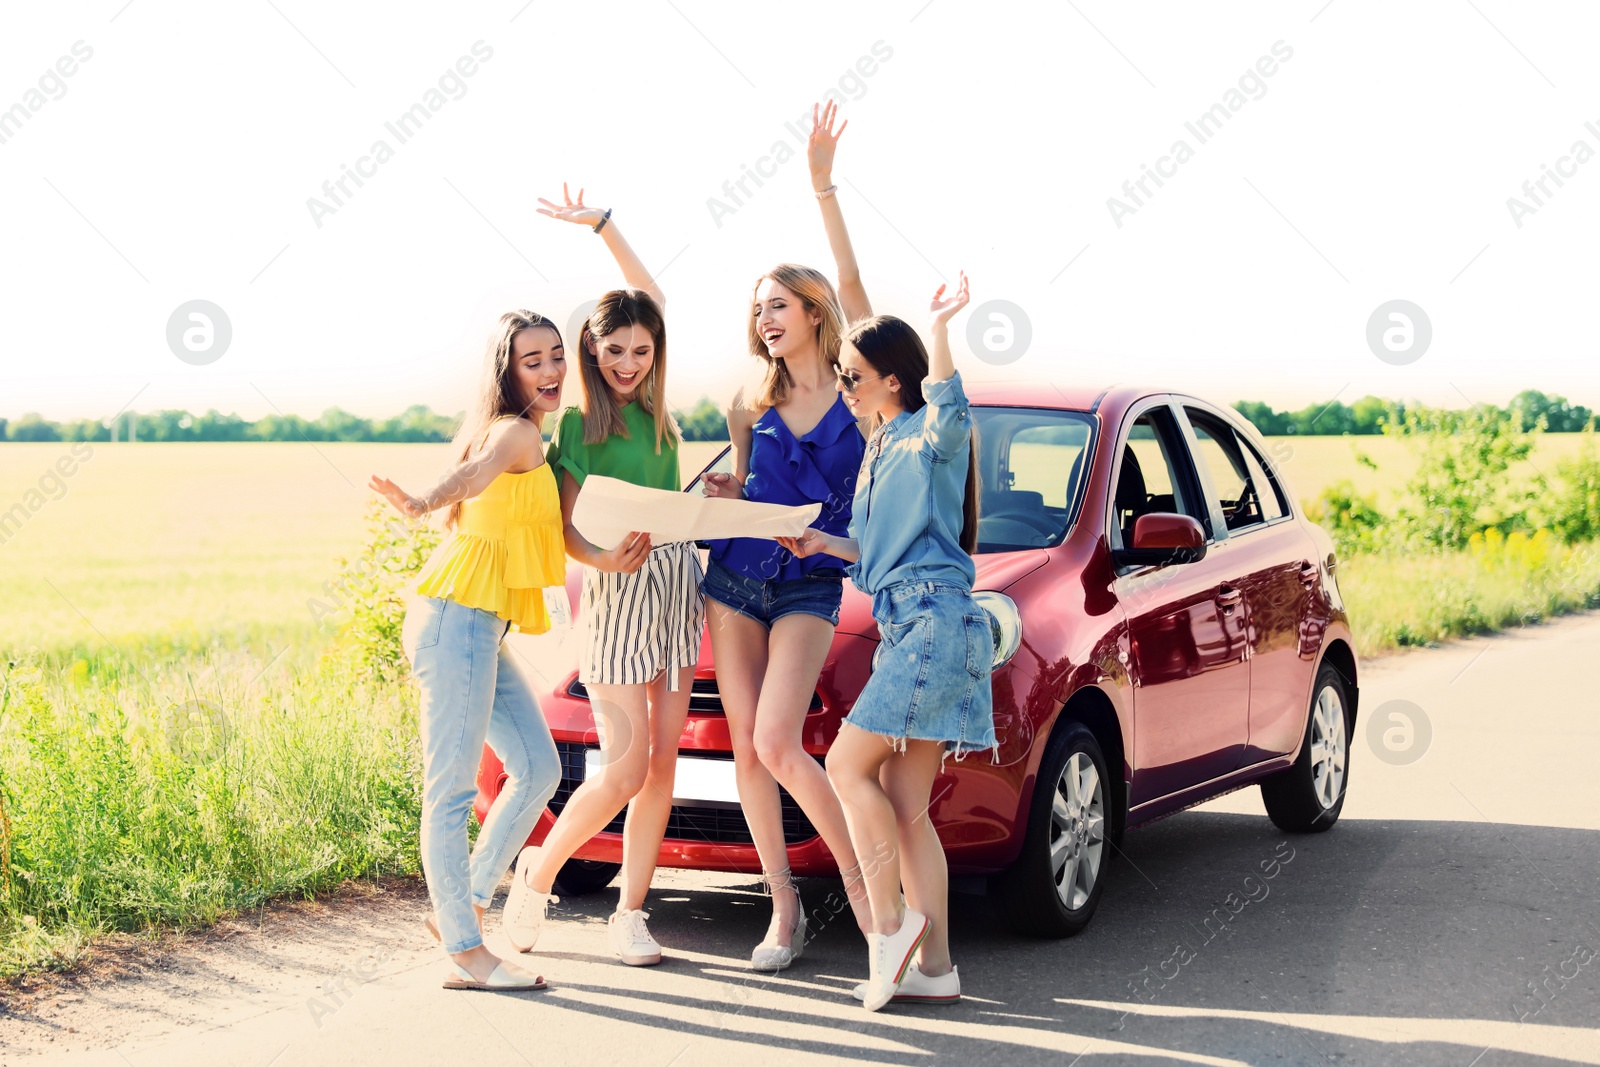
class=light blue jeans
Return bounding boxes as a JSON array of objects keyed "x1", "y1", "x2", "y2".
[{"x1": 406, "y1": 595, "x2": 561, "y2": 954}]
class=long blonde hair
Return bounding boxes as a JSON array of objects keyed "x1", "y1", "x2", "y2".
[
  {"x1": 575, "y1": 288, "x2": 677, "y2": 451},
  {"x1": 743, "y1": 264, "x2": 847, "y2": 411},
  {"x1": 445, "y1": 310, "x2": 560, "y2": 529}
]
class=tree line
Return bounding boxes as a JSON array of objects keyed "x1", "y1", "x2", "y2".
[
  {"x1": 1231, "y1": 389, "x2": 1595, "y2": 436},
  {"x1": 1, "y1": 390, "x2": 1592, "y2": 443},
  {"x1": 0, "y1": 398, "x2": 734, "y2": 444}
]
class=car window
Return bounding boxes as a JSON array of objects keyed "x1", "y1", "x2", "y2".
[
  {"x1": 973, "y1": 407, "x2": 1095, "y2": 552},
  {"x1": 1185, "y1": 409, "x2": 1273, "y2": 532},
  {"x1": 1237, "y1": 436, "x2": 1287, "y2": 520},
  {"x1": 1112, "y1": 407, "x2": 1202, "y2": 548}
]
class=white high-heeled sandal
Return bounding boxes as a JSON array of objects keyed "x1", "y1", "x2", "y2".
[{"x1": 749, "y1": 868, "x2": 806, "y2": 972}]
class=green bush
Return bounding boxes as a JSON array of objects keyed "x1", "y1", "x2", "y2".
[
  {"x1": 1306, "y1": 478, "x2": 1388, "y2": 556},
  {"x1": 1383, "y1": 404, "x2": 1541, "y2": 549},
  {"x1": 317, "y1": 500, "x2": 441, "y2": 684},
  {"x1": 1546, "y1": 427, "x2": 1600, "y2": 544}
]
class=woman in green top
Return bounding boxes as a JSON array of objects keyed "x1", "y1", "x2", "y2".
[{"x1": 499, "y1": 186, "x2": 704, "y2": 970}]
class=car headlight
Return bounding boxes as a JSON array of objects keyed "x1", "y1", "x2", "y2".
[
  {"x1": 868, "y1": 591, "x2": 1023, "y2": 673},
  {"x1": 972, "y1": 590, "x2": 1022, "y2": 668}
]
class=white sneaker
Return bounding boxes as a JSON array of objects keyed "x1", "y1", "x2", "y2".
[
  {"x1": 853, "y1": 962, "x2": 960, "y2": 1005},
  {"x1": 609, "y1": 908, "x2": 662, "y2": 966},
  {"x1": 503, "y1": 847, "x2": 559, "y2": 953},
  {"x1": 861, "y1": 907, "x2": 930, "y2": 1011}
]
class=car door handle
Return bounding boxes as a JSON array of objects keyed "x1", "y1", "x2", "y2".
[
  {"x1": 1299, "y1": 561, "x2": 1318, "y2": 584},
  {"x1": 1216, "y1": 587, "x2": 1242, "y2": 611}
]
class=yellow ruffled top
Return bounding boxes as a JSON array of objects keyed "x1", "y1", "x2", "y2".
[{"x1": 414, "y1": 463, "x2": 567, "y2": 634}]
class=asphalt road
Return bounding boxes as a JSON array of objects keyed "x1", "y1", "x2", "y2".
[{"x1": 9, "y1": 611, "x2": 1600, "y2": 1067}]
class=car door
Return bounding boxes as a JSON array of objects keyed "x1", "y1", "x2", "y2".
[
  {"x1": 1112, "y1": 400, "x2": 1251, "y2": 805},
  {"x1": 1180, "y1": 405, "x2": 1319, "y2": 766}
]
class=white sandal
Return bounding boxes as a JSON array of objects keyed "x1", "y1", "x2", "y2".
[
  {"x1": 442, "y1": 960, "x2": 547, "y2": 991},
  {"x1": 750, "y1": 868, "x2": 807, "y2": 972}
]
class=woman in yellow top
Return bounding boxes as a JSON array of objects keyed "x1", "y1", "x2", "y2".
[{"x1": 368, "y1": 310, "x2": 568, "y2": 993}]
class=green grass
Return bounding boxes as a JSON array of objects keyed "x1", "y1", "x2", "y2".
[
  {"x1": 0, "y1": 638, "x2": 422, "y2": 977},
  {"x1": 1338, "y1": 530, "x2": 1600, "y2": 653}
]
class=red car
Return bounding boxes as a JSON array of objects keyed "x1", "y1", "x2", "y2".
[{"x1": 475, "y1": 384, "x2": 1358, "y2": 937}]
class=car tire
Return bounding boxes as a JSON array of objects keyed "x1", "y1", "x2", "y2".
[
  {"x1": 994, "y1": 722, "x2": 1112, "y2": 939},
  {"x1": 553, "y1": 858, "x2": 621, "y2": 896},
  {"x1": 1260, "y1": 662, "x2": 1351, "y2": 833}
]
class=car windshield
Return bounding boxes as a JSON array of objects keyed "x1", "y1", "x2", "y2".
[
  {"x1": 683, "y1": 405, "x2": 1097, "y2": 555},
  {"x1": 972, "y1": 406, "x2": 1096, "y2": 553}
]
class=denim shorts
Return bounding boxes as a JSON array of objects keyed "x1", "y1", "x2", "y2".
[
  {"x1": 846, "y1": 580, "x2": 997, "y2": 760},
  {"x1": 701, "y1": 558, "x2": 844, "y2": 628}
]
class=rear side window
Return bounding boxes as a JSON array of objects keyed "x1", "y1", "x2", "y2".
[
  {"x1": 1237, "y1": 437, "x2": 1288, "y2": 520},
  {"x1": 1185, "y1": 409, "x2": 1283, "y2": 532}
]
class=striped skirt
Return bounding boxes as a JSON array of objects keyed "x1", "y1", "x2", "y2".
[{"x1": 578, "y1": 540, "x2": 705, "y2": 692}]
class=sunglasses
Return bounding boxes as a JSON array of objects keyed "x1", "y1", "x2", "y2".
[{"x1": 835, "y1": 368, "x2": 884, "y2": 394}]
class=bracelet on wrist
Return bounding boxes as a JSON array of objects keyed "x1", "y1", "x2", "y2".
[
  {"x1": 815, "y1": 185, "x2": 837, "y2": 201},
  {"x1": 592, "y1": 207, "x2": 612, "y2": 233}
]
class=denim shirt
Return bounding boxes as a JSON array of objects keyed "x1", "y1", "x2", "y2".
[{"x1": 846, "y1": 371, "x2": 977, "y2": 597}]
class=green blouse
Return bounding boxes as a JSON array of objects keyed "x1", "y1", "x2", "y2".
[{"x1": 546, "y1": 402, "x2": 680, "y2": 492}]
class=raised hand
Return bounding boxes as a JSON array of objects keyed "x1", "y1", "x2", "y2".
[
  {"x1": 536, "y1": 183, "x2": 607, "y2": 228},
  {"x1": 807, "y1": 100, "x2": 848, "y2": 184},
  {"x1": 369, "y1": 475, "x2": 425, "y2": 518},
  {"x1": 701, "y1": 471, "x2": 746, "y2": 500},
  {"x1": 930, "y1": 271, "x2": 970, "y2": 330}
]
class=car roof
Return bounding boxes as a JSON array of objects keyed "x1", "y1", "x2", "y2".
[{"x1": 966, "y1": 381, "x2": 1171, "y2": 415}]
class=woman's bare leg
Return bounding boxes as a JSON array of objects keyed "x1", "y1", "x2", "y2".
[
  {"x1": 522, "y1": 682, "x2": 650, "y2": 895},
  {"x1": 706, "y1": 603, "x2": 801, "y2": 940},
  {"x1": 825, "y1": 723, "x2": 903, "y2": 935},
  {"x1": 616, "y1": 664, "x2": 695, "y2": 911},
  {"x1": 756, "y1": 613, "x2": 871, "y2": 934},
  {"x1": 880, "y1": 740, "x2": 951, "y2": 975}
]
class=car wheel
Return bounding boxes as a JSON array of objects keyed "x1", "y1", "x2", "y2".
[
  {"x1": 553, "y1": 858, "x2": 621, "y2": 895},
  {"x1": 1260, "y1": 663, "x2": 1351, "y2": 833},
  {"x1": 994, "y1": 722, "x2": 1111, "y2": 938}
]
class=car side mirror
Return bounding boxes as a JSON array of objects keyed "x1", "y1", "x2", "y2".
[{"x1": 1112, "y1": 513, "x2": 1208, "y2": 568}]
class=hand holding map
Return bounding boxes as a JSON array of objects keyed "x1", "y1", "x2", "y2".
[{"x1": 571, "y1": 476, "x2": 822, "y2": 550}]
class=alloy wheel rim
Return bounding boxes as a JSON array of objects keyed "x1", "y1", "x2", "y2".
[
  {"x1": 1049, "y1": 751, "x2": 1106, "y2": 911},
  {"x1": 1309, "y1": 685, "x2": 1347, "y2": 809}
]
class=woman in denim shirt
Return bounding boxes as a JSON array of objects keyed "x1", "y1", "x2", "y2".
[{"x1": 781, "y1": 272, "x2": 995, "y2": 1011}]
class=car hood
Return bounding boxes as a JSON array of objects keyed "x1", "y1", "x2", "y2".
[{"x1": 835, "y1": 550, "x2": 1050, "y2": 638}]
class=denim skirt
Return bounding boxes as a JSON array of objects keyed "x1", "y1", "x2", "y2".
[{"x1": 845, "y1": 579, "x2": 997, "y2": 759}]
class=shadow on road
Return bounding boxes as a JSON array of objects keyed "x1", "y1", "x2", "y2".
[{"x1": 535, "y1": 811, "x2": 1600, "y2": 1066}]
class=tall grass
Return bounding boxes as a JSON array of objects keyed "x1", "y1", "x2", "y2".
[
  {"x1": 1340, "y1": 530, "x2": 1600, "y2": 655},
  {"x1": 0, "y1": 514, "x2": 431, "y2": 979}
]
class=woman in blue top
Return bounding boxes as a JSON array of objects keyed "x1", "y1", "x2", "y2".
[
  {"x1": 699, "y1": 101, "x2": 875, "y2": 970},
  {"x1": 781, "y1": 272, "x2": 995, "y2": 1011}
]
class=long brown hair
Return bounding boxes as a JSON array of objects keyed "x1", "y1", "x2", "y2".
[
  {"x1": 445, "y1": 310, "x2": 561, "y2": 529},
  {"x1": 743, "y1": 264, "x2": 847, "y2": 411},
  {"x1": 847, "y1": 315, "x2": 980, "y2": 554},
  {"x1": 575, "y1": 288, "x2": 677, "y2": 451}
]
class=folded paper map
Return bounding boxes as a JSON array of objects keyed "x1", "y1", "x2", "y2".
[{"x1": 571, "y1": 475, "x2": 823, "y2": 550}]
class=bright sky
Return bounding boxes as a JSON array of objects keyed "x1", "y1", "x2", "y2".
[{"x1": 3, "y1": 1, "x2": 1598, "y2": 424}]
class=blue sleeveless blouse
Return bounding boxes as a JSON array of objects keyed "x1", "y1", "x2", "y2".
[{"x1": 707, "y1": 395, "x2": 865, "y2": 582}]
